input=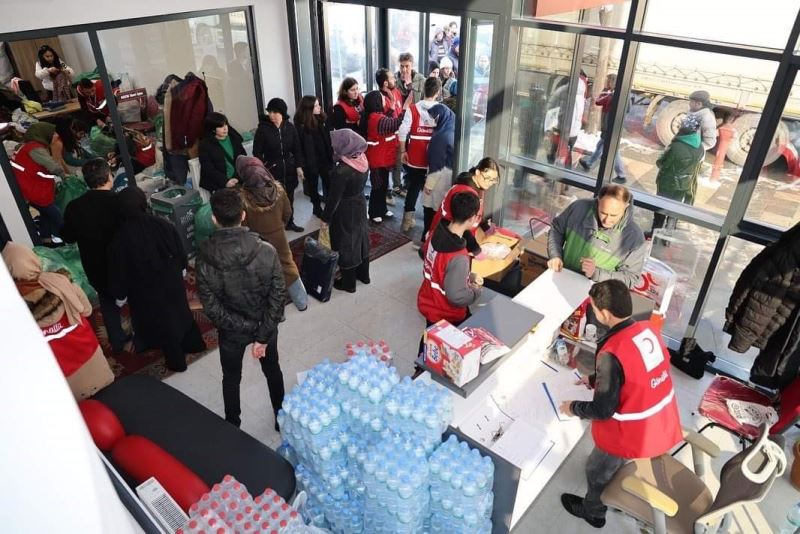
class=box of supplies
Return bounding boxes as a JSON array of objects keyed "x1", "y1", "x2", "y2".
[{"x1": 424, "y1": 320, "x2": 482, "y2": 387}]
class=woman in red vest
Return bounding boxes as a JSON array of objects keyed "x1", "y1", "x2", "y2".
[
  {"x1": 559, "y1": 280, "x2": 682, "y2": 529},
  {"x1": 11, "y1": 122, "x2": 66, "y2": 245},
  {"x1": 360, "y1": 90, "x2": 404, "y2": 223},
  {"x1": 330, "y1": 77, "x2": 364, "y2": 133}
]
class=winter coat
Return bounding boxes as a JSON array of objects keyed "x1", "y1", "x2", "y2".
[
  {"x1": 395, "y1": 71, "x2": 426, "y2": 103},
  {"x1": 321, "y1": 162, "x2": 369, "y2": 270},
  {"x1": 196, "y1": 226, "x2": 286, "y2": 341},
  {"x1": 655, "y1": 131, "x2": 703, "y2": 199},
  {"x1": 169, "y1": 74, "x2": 211, "y2": 151},
  {"x1": 548, "y1": 197, "x2": 646, "y2": 288},
  {"x1": 429, "y1": 38, "x2": 449, "y2": 64},
  {"x1": 297, "y1": 121, "x2": 334, "y2": 177},
  {"x1": 241, "y1": 184, "x2": 299, "y2": 286},
  {"x1": 253, "y1": 118, "x2": 304, "y2": 186},
  {"x1": 690, "y1": 108, "x2": 718, "y2": 151},
  {"x1": 198, "y1": 127, "x2": 246, "y2": 193}
]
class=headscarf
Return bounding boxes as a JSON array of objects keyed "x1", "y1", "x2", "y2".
[
  {"x1": 2, "y1": 242, "x2": 91, "y2": 325},
  {"x1": 23, "y1": 122, "x2": 56, "y2": 146},
  {"x1": 236, "y1": 155, "x2": 278, "y2": 207},
  {"x1": 428, "y1": 103, "x2": 455, "y2": 174},
  {"x1": 330, "y1": 129, "x2": 369, "y2": 173}
]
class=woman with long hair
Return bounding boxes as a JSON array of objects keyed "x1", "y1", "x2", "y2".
[
  {"x1": 35, "y1": 45, "x2": 73, "y2": 101},
  {"x1": 330, "y1": 77, "x2": 364, "y2": 132},
  {"x1": 294, "y1": 95, "x2": 333, "y2": 218},
  {"x1": 53, "y1": 118, "x2": 91, "y2": 172}
]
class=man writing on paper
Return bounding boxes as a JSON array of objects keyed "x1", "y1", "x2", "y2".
[
  {"x1": 547, "y1": 184, "x2": 645, "y2": 288},
  {"x1": 558, "y1": 279, "x2": 682, "y2": 528}
]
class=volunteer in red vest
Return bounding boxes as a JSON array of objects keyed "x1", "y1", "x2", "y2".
[
  {"x1": 417, "y1": 191, "x2": 483, "y2": 360},
  {"x1": 11, "y1": 122, "x2": 66, "y2": 246},
  {"x1": 425, "y1": 157, "x2": 500, "y2": 256},
  {"x1": 330, "y1": 77, "x2": 364, "y2": 133},
  {"x1": 398, "y1": 77, "x2": 441, "y2": 234},
  {"x1": 361, "y1": 88, "x2": 404, "y2": 223},
  {"x1": 559, "y1": 279, "x2": 682, "y2": 529},
  {"x1": 375, "y1": 67, "x2": 405, "y2": 209},
  {"x1": 76, "y1": 78, "x2": 109, "y2": 125}
]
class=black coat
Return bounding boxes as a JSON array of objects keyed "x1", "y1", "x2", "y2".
[
  {"x1": 321, "y1": 162, "x2": 369, "y2": 269},
  {"x1": 252, "y1": 118, "x2": 304, "y2": 185},
  {"x1": 724, "y1": 221, "x2": 800, "y2": 387},
  {"x1": 196, "y1": 226, "x2": 286, "y2": 342},
  {"x1": 107, "y1": 212, "x2": 197, "y2": 352},
  {"x1": 198, "y1": 127, "x2": 246, "y2": 193},
  {"x1": 61, "y1": 189, "x2": 121, "y2": 295},
  {"x1": 296, "y1": 121, "x2": 333, "y2": 177}
]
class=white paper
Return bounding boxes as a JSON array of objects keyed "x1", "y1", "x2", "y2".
[
  {"x1": 492, "y1": 419, "x2": 554, "y2": 480},
  {"x1": 459, "y1": 395, "x2": 515, "y2": 447},
  {"x1": 542, "y1": 371, "x2": 594, "y2": 422},
  {"x1": 436, "y1": 324, "x2": 473, "y2": 348}
]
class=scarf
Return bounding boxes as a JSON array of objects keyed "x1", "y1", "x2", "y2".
[
  {"x1": 24, "y1": 122, "x2": 56, "y2": 145},
  {"x1": 51, "y1": 70, "x2": 72, "y2": 102},
  {"x1": 428, "y1": 103, "x2": 455, "y2": 174},
  {"x1": 2, "y1": 242, "x2": 90, "y2": 325},
  {"x1": 331, "y1": 129, "x2": 369, "y2": 173},
  {"x1": 236, "y1": 155, "x2": 278, "y2": 207}
]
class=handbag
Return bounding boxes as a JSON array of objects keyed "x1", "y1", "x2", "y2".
[{"x1": 318, "y1": 225, "x2": 331, "y2": 250}]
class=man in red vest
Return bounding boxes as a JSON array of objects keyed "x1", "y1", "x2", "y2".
[{"x1": 559, "y1": 279, "x2": 682, "y2": 528}]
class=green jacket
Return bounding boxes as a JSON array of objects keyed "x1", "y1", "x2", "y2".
[
  {"x1": 656, "y1": 131, "x2": 704, "y2": 196},
  {"x1": 548, "y1": 198, "x2": 646, "y2": 288}
]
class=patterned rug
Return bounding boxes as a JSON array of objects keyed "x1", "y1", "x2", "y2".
[{"x1": 90, "y1": 268, "x2": 218, "y2": 381}]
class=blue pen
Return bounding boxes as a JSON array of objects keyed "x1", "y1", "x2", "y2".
[
  {"x1": 574, "y1": 370, "x2": 582, "y2": 380},
  {"x1": 541, "y1": 360, "x2": 558, "y2": 373}
]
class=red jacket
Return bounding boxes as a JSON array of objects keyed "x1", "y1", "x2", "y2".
[
  {"x1": 426, "y1": 184, "x2": 483, "y2": 247},
  {"x1": 170, "y1": 75, "x2": 210, "y2": 150},
  {"x1": 11, "y1": 141, "x2": 57, "y2": 206},
  {"x1": 592, "y1": 321, "x2": 683, "y2": 459},
  {"x1": 366, "y1": 113, "x2": 399, "y2": 169},
  {"x1": 418, "y1": 226, "x2": 472, "y2": 324},
  {"x1": 406, "y1": 104, "x2": 434, "y2": 169}
]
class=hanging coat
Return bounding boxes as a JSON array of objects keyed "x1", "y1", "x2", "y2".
[{"x1": 320, "y1": 162, "x2": 369, "y2": 270}]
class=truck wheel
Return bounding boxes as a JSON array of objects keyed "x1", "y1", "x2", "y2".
[
  {"x1": 726, "y1": 113, "x2": 789, "y2": 167},
  {"x1": 655, "y1": 99, "x2": 689, "y2": 147}
]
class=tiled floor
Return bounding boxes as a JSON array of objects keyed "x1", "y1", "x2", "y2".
[{"x1": 165, "y1": 193, "x2": 794, "y2": 533}]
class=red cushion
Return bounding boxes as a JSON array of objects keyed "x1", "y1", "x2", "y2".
[
  {"x1": 112, "y1": 435, "x2": 210, "y2": 511},
  {"x1": 78, "y1": 399, "x2": 126, "y2": 451}
]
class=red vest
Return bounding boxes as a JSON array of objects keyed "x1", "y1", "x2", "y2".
[
  {"x1": 365, "y1": 113, "x2": 399, "y2": 169},
  {"x1": 417, "y1": 243, "x2": 471, "y2": 324},
  {"x1": 11, "y1": 141, "x2": 57, "y2": 206},
  {"x1": 336, "y1": 97, "x2": 363, "y2": 128},
  {"x1": 406, "y1": 104, "x2": 434, "y2": 169},
  {"x1": 41, "y1": 314, "x2": 101, "y2": 377},
  {"x1": 592, "y1": 321, "x2": 683, "y2": 459},
  {"x1": 426, "y1": 184, "x2": 483, "y2": 245},
  {"x1": 382, "y1": 88, "x2": 403, "y2": 115}
]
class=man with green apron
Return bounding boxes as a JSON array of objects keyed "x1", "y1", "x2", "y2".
[{"x1": 547, "y1": 184, "x2": 646, "y2": 288}]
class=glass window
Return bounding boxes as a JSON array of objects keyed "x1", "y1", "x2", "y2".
[
  {"x1": 520, "y1": 0, "x2": 631, "y2": 30},
  {"x1": 694, "y1": 237, "x2": 764, "y2": 380},
  {"x1": 616, "y1": 43, "x2": 778, "y2": 220},
  {"x1": 745, "y1": 76, "x2": 800, "y2": 229},
  {"x1": 465, "y1": 22, "x2": 494, "y2": 167},
  {"x1": 326, "y1": 4, "x2": 367, "y2": 99},
  {"x1": 430, "y1": 14, "x2": 461, "y2": 76},
  {"x1": 389, "y1": 9, "x2": 420, "y2": 72},
  {"x1": 509, "y1": 28, "x2": 623, "y2": 180},
  {"x1": 642, "y1": 0, "x2": 798, "y2": 50}
]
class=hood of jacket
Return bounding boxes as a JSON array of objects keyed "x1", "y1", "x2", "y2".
[
  {"x1": 430, "y1": 220, "x2": 467, "y2": 253},
  {"x1": 198, "y1": 226, "x2": 262, "y2": 270},
  {"x1": 674, "y1": 130, "x2": 701, "y2": 149},
  {"x1": 242, "y1": 183, "x2": 284, "y2": 213}
]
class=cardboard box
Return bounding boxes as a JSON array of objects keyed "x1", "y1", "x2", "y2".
[
  {"x1": 520, "y1": 233, "x2": 549, "y2": 286},
  {"x1": 472, "y1": 229, "x2": 522, "y2": 282},
  {"x1": 424, "y1": 320, "x2": 482, "y2": 387}
]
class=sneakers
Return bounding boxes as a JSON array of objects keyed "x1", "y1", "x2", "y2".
[
  {"x1": 612, "y1": 176, "x2": 627, "y2": 184},
  {"x1": 560, "y1": 494, "x2": 606, "y2": 529},
  {"x1": 384, "y1": 211, "x2": 394, "y2": 219},
  {"x1": 371, "y1": 217, "x2": 383, "y2": 223}
]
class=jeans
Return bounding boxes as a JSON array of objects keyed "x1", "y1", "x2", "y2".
[
  {"x1": 218, "y1": 328, "x2": 284, "y2": 427},
  {"x1": 368, "y1": 167, "x2": 390, "y2": 219},
  {"x1": 98, "y1": 292, "x2": 128, "y2": 351},
  {"x1": 583, "y1": 447, "x2": 627, "y2": 520},
  {"x1": 403, "y1": 166, "x2": 427, "y2": 214},
  {"x1": 31, "y1": 202, "x2": 63, "y2": 239},
  {"x1": 287, "y1": 278, "x2": 309, "y2": 311},
  {"x1": 652, "y1": 187, "x2": 695, "y2": 238},
  {"x1": 583, "y1": 137, "x2": 627, "y2": 178}
]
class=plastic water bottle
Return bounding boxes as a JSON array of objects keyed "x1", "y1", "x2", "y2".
[{"x1": 778, "y1": 502, "x2": 800, "y2": 534}]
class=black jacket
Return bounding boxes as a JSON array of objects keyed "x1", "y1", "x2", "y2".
[
  {"x1": 252, "y1": 118, "x2": 304, "y2": 183},
  {"x1": 296, "y1": 121, "x2": 333, "y2": 177},
  {"x1": 62, "y1": 189, "x2": 121, "y2": 295},
  {"x1": 196, "y1": 226, "x2": 286, "y2": 342},
  {"x1": 198, "y1": 127, "x2": 246, "y2": 193},
  {"x1": 724, "y1": 221, "x2": 800, "y2": 387}
]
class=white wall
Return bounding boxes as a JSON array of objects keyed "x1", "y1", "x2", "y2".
[{"x1": 0, "y1": 0, "x2": 295, "y2": 243}]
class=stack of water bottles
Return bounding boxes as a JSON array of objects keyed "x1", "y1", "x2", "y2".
[
  {"x1": 336, "y1": 353, "x2": 400, "y2": 443},
  {"x1": 345, "y1": 339, "x2": 393, "y2": 364},
  {"x1": 178, "y1": 475, "x2": 302, "y2": 533},
  {"x1": 384, "y1": 376, "x2": 454, "y2": 452},
  {"x1": 428, "y1": 435, "x2": 494, "y2": 534}
]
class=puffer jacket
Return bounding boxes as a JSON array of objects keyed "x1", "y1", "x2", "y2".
[
  {"x1": 655, "y1": 131, "x2": 703, "y2": 196},
  {"x1": 724, "y1": 220, "x2": 800, "y2": 355},
  {"x1": 252, "y1": 118, "x2": 304, "y2": 184},
  {"x1": 196, "y1": 226, "x2": 286, "y2": 342}
]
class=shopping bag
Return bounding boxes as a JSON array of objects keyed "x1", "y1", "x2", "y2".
[
  {"x1": 34, "y1": 244, "x2": 98, "y2": 303},
  {"x1": 573, "y1": 130, "x2": 600, "y2": 153},
  {"x1": 89, "y1": 126, "x2": 116, "y2": 157},
  {"x1": 194, "y1": 203, "x2": 215, "y2": 246},
  {"x1": 54, "y1": 175, "x2": 89, "y2": 213},
  {"x1": 318, "y1": 225, "x2": 331, "y2": 250}
]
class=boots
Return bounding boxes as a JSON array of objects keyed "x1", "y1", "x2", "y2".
[{"x1": 402, "y1": 211, "x2": 416, "y2": 233}]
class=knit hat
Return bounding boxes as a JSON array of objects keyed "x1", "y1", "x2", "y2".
[
  {"x1": 23, "y1": 122, "x2": 56, "y2": 146},
  {"x1": 428, "y1": 60, "x2": 440, "y2": 73},
  {"x1": 439, "y1": 57, "x2": 453, "y2": 70},
  {"x1": 689, "y1": 90, "x2": 711, "y2": 108},
  {"x1": 266, "y1": 97, "x2": 288, "y2": 118},
  {"x1": 679, "y1": 113, "x2": 701, "y2": 134}
]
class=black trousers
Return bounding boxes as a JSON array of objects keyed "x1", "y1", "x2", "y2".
[
  {"x1": 98, "y1": 292, "x2": 128, "y2": 351},
  {"x1": 279, "y1": 174, "x2": 299, "y2": 225},
  {"x1": 368, "y1": 167, "x2": 390, "y2": 219},
  {"x1": 218, "y1": 329, "x2": 284, "y2": 427},
  {"x1": 422, "y1": 206, "x2": 436, "y2": 243},
  {"x1": 306, "y1": 166, "x2": 330, "y2": 211},
  {"x1": 403, "y1": 166, "x2": 427, "y2": 213},
  {"x1": 161, "y1": 321, "x2": 206, "y2": 372},
  {"x1": 338, "y1": 259, "x2": 370, "y2": 291}
]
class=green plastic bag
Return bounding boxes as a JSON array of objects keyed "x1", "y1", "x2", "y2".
[
  {"x1": 90, "y1": 126, "x2": 116, "y2": 157},
  {"x1": 194, "y1": 203, "x2": 214, "y2": 246},
  {"x1": 34, "y1": 244, "x2": 98, "y2": 303},
  {"x1": 54, "y1": 175, "x2": 89, "y2": 213}
]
